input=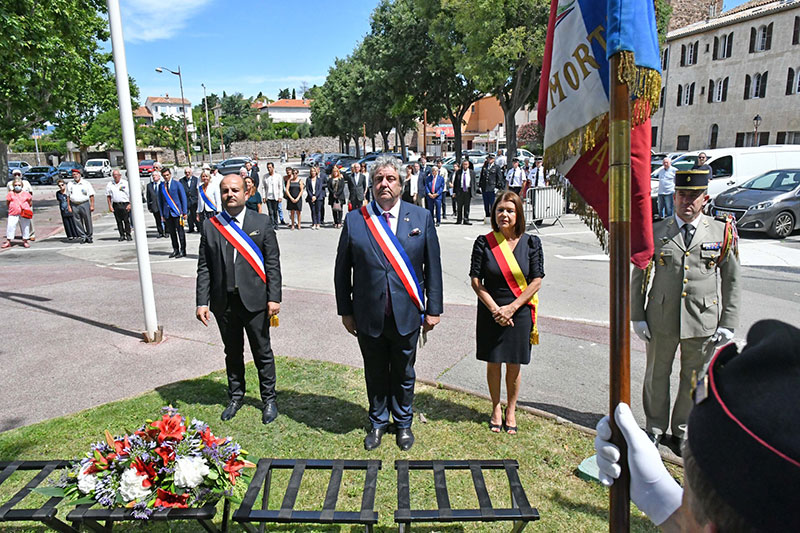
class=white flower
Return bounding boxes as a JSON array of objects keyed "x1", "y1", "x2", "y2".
[
  {"x1": 119, "y1": 467, "x2": 151, "y2": 502},
  {"x1": 174, "y1": 456, "x2": 210, "y2": 489},
  {"x1": 77, "y1": 465, "x2": 97, "y2": 494}
]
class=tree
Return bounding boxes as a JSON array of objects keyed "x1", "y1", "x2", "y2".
[
  {"x1": 516, "y1": 121, "x2": 543, "y2": 154},
  {"x1": 448, "y1": 0, "x2": 549, "y2": 161},
  {"x1": 277, "y1": 88, "x2": 291, "y2": 100},
  {"x1": 655, "y1": 0, "x2": 673, "y2": 45},
  {"x1": 298, "y1": 82, "x2": 309, "y2": 99},
  {"x1": 0, "y1": 0, "x2": 113, "y2": 184},
  {"x1": 82, "y1": 109, "x2": 127, "y2": 151},
  {"x1": 291, "y1": 88, "x2": 296, "y2": 99},
  {"x1": 152, "y1": 116, "x2": 185, "y2": 164}
]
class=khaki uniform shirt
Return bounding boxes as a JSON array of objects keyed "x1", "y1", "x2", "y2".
[{"x1": 631, "y1": 214, "x2": 740, "y2": 339}]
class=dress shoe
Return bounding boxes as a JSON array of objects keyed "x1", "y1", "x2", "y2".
[
  {"x1": 668, "y1": 435, "x2": 685, "y2": 457},
  {"x1": 157, "y1": 233, "x2": 165, "y2": 238},
  {"x1": 118, "y1": 236, "x2": 125, "y2": 242},
  {"x1": 179, "y1": 250, "x2": 187, "y2": 258},
  {"x1": 262, "y1": 401, "x2": 278, "y2": 424},
  {"x1": 463, "y1": 221, "x2": 472, "y2": 225},
  {"x1": 396, "y1": 427, "x2": 414, "y2": 451},
  {"x1": 168, "y1": 250, "x2": 179, "y2": 258},
  {"x1": 221, "y1": 399, "x2": 243, "y2": 421},
  {"x1": 364, "y1": 427, "x2": 386, "y2": 450},
  {"x1": 87, "y1": 237, "x2": 93, "y2": 243},
  {"x1": 126, "y1": 234, "x2": 132, "y2": 241},
  {"x1": 645, "y1": 431, "x2": 663, "y2": 446}
]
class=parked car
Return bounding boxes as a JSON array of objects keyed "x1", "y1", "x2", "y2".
[
  {"x1": 138, "y1": 159, "x2": 156, "y2": 178},
  {"x1": 322, "y1": 153, "x2": 349, "y2": 175},
  {"x1": 215, "y1": 157, "x2": 252, "y2": 176},
  {"x1": 8, "y1": 160, "x2": 31, "y2": 177},
  {"x1": 24, "y1": 166, "x2": 59, "y2": 185},
  {"x1": 84, "y1": 158, "x2": 112, "y2": 179},
  {"x1": 710, "y1": 169, "x2": 800, "y2": 238},
  {"x1": 57, "y1": 161, "x2": 84, "y2": 179},
  {"x1": 650, "y1": 152, "x2": 685, "y2": 172},
  {"x1": 496, "y1": 148, "x2": 536, "y2": 162},
  {"x1": 307, "y1": 152, "x2": 323, "y2": 167}
]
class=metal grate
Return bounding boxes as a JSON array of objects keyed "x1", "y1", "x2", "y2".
[
  {"x1": 0, "y1": 460, "x2": 77, "y2": 533},
  {"x1": 395, "y1": 459, "x2": 540, "y2": 532},
  {"x1": 234, "y1": 458, "x2": 381, "y2": 533},
  {"x1": 66, "y1": 499, "x2": 228, "y2": 533}
]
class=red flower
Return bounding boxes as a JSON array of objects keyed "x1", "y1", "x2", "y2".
[
  {"x1": 153, "y1": 446, "x2": 174, "y2": 466},
  {"x1": 150, "y1": 414, "x2": 186, "y2": 444},
  {"x1": 131, "y1": 457, "x2": 157, "y2": 488},
  {"x1": 86, "y1": 449, "x2": 118, "y2": 474},
  {"x1": 199, "y1": 427, "x2": 226, "y2": 448},
  {"x1": 104, "y1": 430, "x2": 130, "y2": 457},
  {"x1": 154, "y1": 488, "x2": 189, "y2": 508},
  {"x1": 223, "y1": 456, "x2": 255, "y2": 485}
]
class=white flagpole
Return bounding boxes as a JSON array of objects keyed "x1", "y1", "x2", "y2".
[{"x1": 107, "y1": 0, "x2": 162, "y2": 342}]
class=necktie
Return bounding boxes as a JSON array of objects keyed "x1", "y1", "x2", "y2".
[
  {"x1": 383, "y1": 211, "x2": 392, "y2": 233},
  {"x1": 383, "y1": 211, "x2": 393, "y2": 315},
  {"x1": 462, "y1": 171, "x2": 466, "y2": 190},
  {"x1": 682, "y1": 224, "x2": 695, "y2": 247},
  {"x1": 225, "y1": 239, "x2": 236, "y2": 292}
]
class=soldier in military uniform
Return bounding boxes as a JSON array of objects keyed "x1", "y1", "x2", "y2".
[{"x1": 631, "y1": 168, "x2": 740, "y2": 452}]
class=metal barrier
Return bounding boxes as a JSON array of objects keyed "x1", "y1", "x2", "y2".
[{"x1": 525, "y1": 186, "x2": 566, "y2": 232}]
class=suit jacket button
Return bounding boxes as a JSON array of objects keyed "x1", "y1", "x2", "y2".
[
  {"x1": 683, "y1": 279, "x2": 688, "y2": 284},
  {"x1": 684, "y1": 265, "x2": 689, "y2": 271},
  {"x1": 713, "y1": 299, "x2": 718, "y2": 304},
  {"x1": 682, "y1": 292, "x2": 687, "y2": 297},
  {"x1": 685, "y1": 251, "x2": 690, "y2": 256}
]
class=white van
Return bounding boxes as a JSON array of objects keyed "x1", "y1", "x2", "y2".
[
  {"x1": 651, "y1": 145, "x2": 800, "y2": 199},
  {"x1": 84, "y1": 158, "x2": 112, "y2": 179}
]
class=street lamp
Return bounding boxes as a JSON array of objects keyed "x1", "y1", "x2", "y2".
[
  {"x1": 155, "y1": 65, "x2": 192, "y2": 165},
  {"x1": 201, "y1": 83, "x2": 213, "y2": 164},
  {"x1": 753, "y1": 114, "x2": 762, "y2": 146}
]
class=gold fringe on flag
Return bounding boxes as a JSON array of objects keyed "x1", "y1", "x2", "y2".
[
  {"x1": 542, "y1": 113, "x2": 608, "y2": 170},
  {"x1": 617, "y1": 51, "x2": 662, "y2": 125}
]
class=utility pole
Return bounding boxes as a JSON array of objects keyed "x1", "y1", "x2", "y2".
[
  {"x1": 202, "y1": 83, "x2": 213, "y2": 164},
  {"x1": 156, "y1": 65, "x2": 192, "y2": 165}
]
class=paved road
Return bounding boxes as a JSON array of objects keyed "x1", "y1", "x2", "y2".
[{"x1": 2, "y1": 162, "x2": 799, "y2": 436}]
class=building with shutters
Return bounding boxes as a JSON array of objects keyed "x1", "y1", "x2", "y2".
[{"x1": 653, "y1": 0, "x2": 800, "y2": 152}]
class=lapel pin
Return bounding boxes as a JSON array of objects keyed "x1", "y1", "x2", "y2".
[
  {"x1": 409, "y1": 228, "x2": 421, "y2": 236},
  {"x1": 404, "y1": 217, "x2": 410, "y2": 222}
]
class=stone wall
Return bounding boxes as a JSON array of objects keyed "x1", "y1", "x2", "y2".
[
  {"x1": 231, "y1": 137, "x2": 341, "y2": 158},
  {"x1": 7, "y1": 152, "x2": 59, "y2": 166},
  {"x1": 666, "y1": 0, "x2": 723, "y2": 31}
]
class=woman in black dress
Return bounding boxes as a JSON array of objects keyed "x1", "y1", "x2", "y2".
[
  {"x1": 327, "y1": 166, "x2": 346, "y2": 228},
  {"x1": 470, "y1": 191, "x2": 544, "y2": 434},
  {"x1": 285, "y1": 169, "x2": 304, "y2": 230}
]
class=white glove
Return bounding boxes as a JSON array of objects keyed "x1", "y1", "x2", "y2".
[
  {"x1": 594, "y1": 403, "x2": 683, "y2": 526},
  {"x1": 632, "y1": 321, "x2": 651, "y2": 342},
  {"x1": 711, "y1": 327, "x2": 734, "y2": 347}
]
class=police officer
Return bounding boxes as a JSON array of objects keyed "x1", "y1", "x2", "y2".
[{"x1": 631, "y1": 168, "x2": 740, "y2": 451}]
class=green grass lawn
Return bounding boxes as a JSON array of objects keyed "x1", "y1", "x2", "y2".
[{"x1": 0, "y1": 357, "x2": 672, "y2": 532}]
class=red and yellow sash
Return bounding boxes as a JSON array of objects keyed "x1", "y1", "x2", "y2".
[{"x1": 485, "y1": 231, "x2": 539, "y2": 345}]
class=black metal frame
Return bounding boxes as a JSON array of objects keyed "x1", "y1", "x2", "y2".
[
  {"x1": 0, "y1": 460, "x2": 229, "y2": 533},
  {"x1": 394, "y1": 459, "x2": 540, "y2": 532},
  {"x1": 233, "y1": 458, "x2": 380, "y2": 533}
]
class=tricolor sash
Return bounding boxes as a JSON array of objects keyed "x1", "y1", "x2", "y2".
[
  {"x1": 361, "y1": 203, "x2": 425, "y2": 314},
  {"x1": 485, "y1": 231, "x2": 539, "y2": 345},
  {"x1": 199, "y1": 185, "x2": 217, "y2": 212},
  {"x1": 160, "y1": 182, "x2": 180, "y2": 217},
  {"x1": 210, "y1": 211, "x2": 266, "y2": 284}
]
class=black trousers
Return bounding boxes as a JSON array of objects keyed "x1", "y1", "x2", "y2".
[
  {"x1": 266, "y1": 200, "x2": 280, "y2": 226},
  {"x1": 186, "y1": 203, "x2": 198, "y2": 232},
  {"x1": 151, "y1": 211, "x2": 164, "y2": 236},
  {"x1": 60, "y1": 212, "x2": 79, "y2": 239},
  {"x1": 163, "y1": 216, "x2": 186, "y2": 253},
  {"x1": 456, "y1": 191, "x2": 471, "y2": 222},
  {"x1": 357, "y1": 316, "x2": 420, "y2": 429},
  {"x1": 215, "y1": 292, "x2": 277, "y2": 403},
  {"x1": 112, "y1": 202, "x2": 131, "y2": 237}
]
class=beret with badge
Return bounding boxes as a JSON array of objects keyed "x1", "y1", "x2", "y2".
[{"x1": 688, "y1": 319, "x2": 800, "y2": 531}]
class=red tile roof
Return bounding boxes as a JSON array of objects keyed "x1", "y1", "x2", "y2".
[
  {"x1": 251, "y1": 101, "x2": 269, "y2": 110},
  {"x1": 134, "y1": 106, "x2": 153, "y2": 118},
  {"x1": 146, "y1": 96, "x2": 191, "y2": 105},
  {"x1": 266, "y1": 99, "x2": 312, "y2": 109}
]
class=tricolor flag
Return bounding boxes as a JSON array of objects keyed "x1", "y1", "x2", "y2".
[{"x1": 538, "y1": 0, "x2": 661, "y2": 269}]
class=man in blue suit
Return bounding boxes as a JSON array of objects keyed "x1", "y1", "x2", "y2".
[
  {"x1": 424, "y1": 166, "x2": 445, "y2": 226},
  {"x1": 334, "y1": 156, "x2": 444, "y2": 451},
  {"x1": 158, "y1": 167, "x2": 188, "y2": 258},
  {"x1": 415, "y1": 155, "x2": 432, "y2": 207}
]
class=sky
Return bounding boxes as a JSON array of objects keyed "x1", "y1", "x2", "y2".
[
  {"x1": 115, "y1": 0, "x2": 752, "y2": 108},
  {"x1": 116, "y1": 0, "x2": 380, "y2": 107}
]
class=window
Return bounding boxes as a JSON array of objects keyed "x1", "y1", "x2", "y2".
[
  {"x1": 660, "y1": 87, "x2": 665, "y2": 108},
  {"x1": 710, "y1": 156, "x2": 733, "y2": 178},
  {"x1": 794, "y1": 16, "x2": 799, "y2": 45},
  {"x1": 750, "y1": 23, "x2": 773, "y2": 52},
  {"x1": 776, "y1": 131, "x2": 800, "y2": 144},
  {"x1": 735, "y1": 132, "x2": 769, "y2": 147},
  {"x1": 746, "y1": 72, "x2": 768, "y2": 99},
  {"x1": 682, "y1": 82, "x2": 695, "y2": 106},
  {"x1": 680, "y1": 41, "x2": 699, "y2": 66},
  {"x1": 661, "y1": 47, "x2": 669, "y2": 70},
  {"x1": 709, "y1": 78, "x2": 727, "y2": 103},
  {"x1": 714, "y1": 32, "x2": 734, "y2": 59},
  {"x1": 709, "y1": 124, "x2": 719, "y2": 149},
  {"x1": 788, "y1": 68, "x2": 797, "y2": 95},
  {"x1": 652, "y1": 126, "x2": 658, "y2": 147},
  {"x1": 677, "y1": 135, "x2": 690, "y2": 150}
]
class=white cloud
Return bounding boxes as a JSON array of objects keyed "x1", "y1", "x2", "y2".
[
  {"x1": 120, "y1": 0, "x2": 213, "y2": 43},
  {"x1": 240, "y1": 75, "x2": 327, "y2": 85}
]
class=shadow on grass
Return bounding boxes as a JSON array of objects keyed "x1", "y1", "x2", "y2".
[
  {"x1": 518, "y1": 400, "x2": 604, "y2": 430},
  {"x1": 549, "y1": 489, "x2": 655, "y2": 530},
  {"x1": 155, "y1": 377, "x2": 369, "y2": 434},
  {"x1": 414, "y1": 391, "x2": 486, "y2": 425}
]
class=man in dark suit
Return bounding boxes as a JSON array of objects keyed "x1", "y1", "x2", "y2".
[
  {"x1": 479, "y1": 154, "x2": 501, "y2": 219},
  {"x1": 415, "y1": 156, "x2": 431, "y2": 207},
  {"x1": 245, "y1": 161, "x2": 259, "y2": 189},
  {"x1": 453, "y1": 159, "x2": 476, "y2": 225},
  {"x1": 196, "y1": 174, "x2": 282, "y2": 424},
  {"x1": 157, "y1": 168, "x2": 188, "y2": 257},
  {"x1": 347, "y1": 162, "x2": 368, "y2": 211},
  {"x1": 146, "y1": 171, "x2": 165, "y2": 238},
  {"x1": 334, "y1": 156, "x2": 443, "y2": 451},
  {"x1": 180, "y1": 167, "x2": 199, "y2": 233}
]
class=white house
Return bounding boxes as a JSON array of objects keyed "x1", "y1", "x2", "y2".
[
  {"x1": 144, "y1": 95, "x2": 195, "y2": 132},
  {"x1": 263, "y1": 99, "x2": 312, "y2": 124}
]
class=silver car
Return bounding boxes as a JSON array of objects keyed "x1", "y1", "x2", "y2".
[{"x1": 711, "y1": 169, "x2": 800, "y2": 239}]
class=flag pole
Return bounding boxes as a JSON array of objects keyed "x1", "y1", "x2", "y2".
[{"x1": 608, "y1": 52, "x2": 632, "y2": 532}]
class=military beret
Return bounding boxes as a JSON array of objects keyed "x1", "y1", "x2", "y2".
[
  {"x1": 71, "y1": 168, "x2": 82, "y2": 174},
  {"x1": 688, "y1": 319, "x2": 800, "y2": 531},
  {"x1": 675, "y1": 169, "x2": 709, "y2": 190}
]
